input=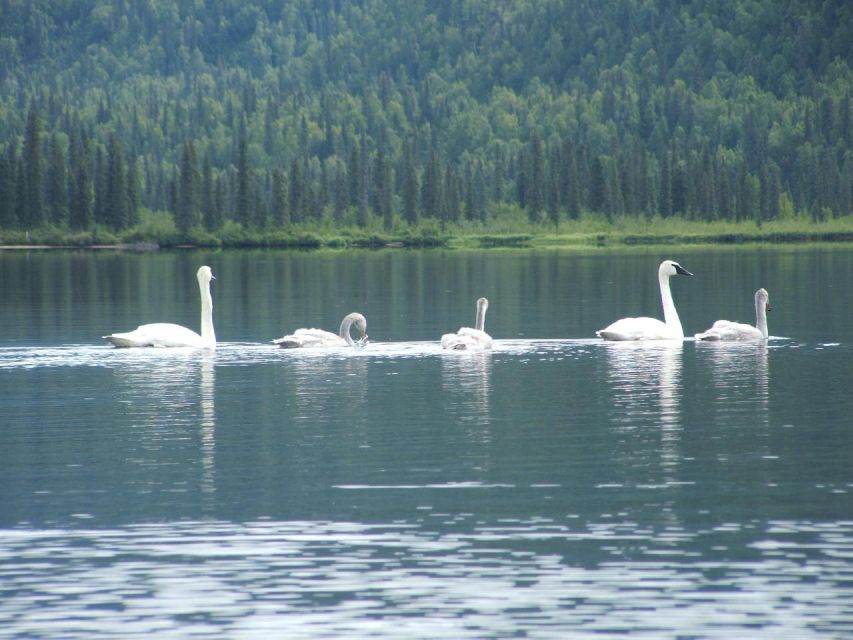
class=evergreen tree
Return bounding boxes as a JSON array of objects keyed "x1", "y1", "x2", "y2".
[
  {"x1": 565, "y1": 142, "x2": 581, "y2": 220},
  {"x1": 107, "y1": 134, "x2": 128, "y2": 230},
  {"x1": 401, "y1": 143, "x2": 419, "y2": 225},
  {"x1": 271, "y1": 167, "x2": 289, "y2": 227},
  {"x1": 126, "y1": 156, "x2": 140, "y2": 227},
  {"x1": 333, "y1": 158, "x2": 347, "y2": 224},
  {"x1": 443, "y1": 163, "x2": 459, "y2": 224},
  {"x1": 671, "y1": 160, "x2": 688, "y2": 217},
  {"x1": 22, "y1": 107, "x2": 44, "y2": 228},
  {"x1": 347, "y1": 146, "x2": 360, "y2": 209},
  {"x1": 0, "y1": 144, "x2": 18, "y2": 229},
  {"x1": 357, "y1": 134, "x2": 369, "y2": 228},
  {"x1": 69, "y1": 129, "x2": 93, "y2": 231},
  {"x1": 659, "y1": 151, "x2": 673, "y2": 218},
  {"x1": 547, "y1": 147, "x2": 560, "y2": 227},
  {"x1": 201, "y1": 155, "x2": 217, "y2": 230},
  {"x1": 527, "y1": 132, "x2": 545, "y2": 223},
  {"x1": 589, "y1": 156, "x2": 607, "y2": 214},
  {"x1": 374, "y1": 148, "x2": 393, "y2": 230},
  {"x1": 289, "y1": 159, "x2": 304, "y2": 224},
  {"x1": 93, "y1": 145, "x2": 108, "y2": 227},
  {"x1": 15, "y1": 156, "x2": 27, "y2": 230},
  {"x1": 177, "y1": 141, "x2": 199, "y2": 232},
  {"x1": 421, "y1": 150, "x2": 441, "y2": 219},
  {"x1": 46, "y1": 134, "x2": 67, "y2": 226},
  {"x1": 236, "y1": 126, "x2": 251, "y2": 226}
]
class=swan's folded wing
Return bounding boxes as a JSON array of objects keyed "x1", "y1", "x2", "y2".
[
  {"x1": 105, "y1": 323, "x2": 203, "y2": 348},
  {"x1": 597, "y1": 317, "x2": 673, "y2": 341},
  {"x1": 274, "y1": 327, "x2": 343, "y2": 348},
  {"x1": 695, "y1": 320, "x2": 763, "y2": 341},
  {"x1": 442, "y1": 328, "x2": 491, "y2": 350}
]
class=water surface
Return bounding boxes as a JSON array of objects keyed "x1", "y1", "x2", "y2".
[{"x1": 1, "y1": 247, "x2": 852, "y2": 638}]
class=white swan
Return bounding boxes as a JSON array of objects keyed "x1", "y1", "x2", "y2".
[
  {"x1": 695, "y1": 288, "x2": 771, "y2": 341},
  {"x1": 104, "y1": 266, "x2": 216, "y2": 349},
  {"x1": 274, "y1": 312, "x2": 368, "y2": 348},
  {"x1": 442, "y1": 297, "x2": 493, "y2": 350},
  {"x1": 597, "y1": 260, "x2": 693, "y2": 341}
]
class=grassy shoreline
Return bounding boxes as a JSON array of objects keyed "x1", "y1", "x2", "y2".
[{"x1": 2, "y1": 215, "x2": 853, "y2": 251}]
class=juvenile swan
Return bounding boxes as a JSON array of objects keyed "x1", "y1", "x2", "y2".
[
  {"x1": 441, "y1": 297, "x2": 492, "y2": 350},
  {"x1": 597, "y1": 260, "x2": 693, "y2": 341},
  {"x1": 695, "y1": 288, "x2": 771, "y2": 341},
  {"x1": 274, "y1": 312, "x2": 368, "y2": 348},
  {"x1": 104, "y1": 266, "x2": 216, "y2": 349}
]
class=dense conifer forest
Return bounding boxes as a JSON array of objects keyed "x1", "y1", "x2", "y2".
[{"x1": 0, "y1": 0, "x2": 851, "y2": 245}]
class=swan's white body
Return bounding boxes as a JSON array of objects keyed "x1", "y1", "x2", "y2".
[
  {"x1": 274, "y1": 312, "x2": 368, "y2": 348},
  {"x1": 442, "y1": 297, "x2": 492, "y2": 350},
  {"x1": 105, "y1": 266, "x2": 216, "y2": 349},
  {"x1": 695, "y1": 288, "x2": 771, "y2": 341},
  {"x1": 597, "y1": 260, "x2": 693, "y2": 341}
]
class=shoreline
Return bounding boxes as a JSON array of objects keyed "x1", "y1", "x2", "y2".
[{"x1": 3, "y1": 228, "x2": 853, "y2": 251}]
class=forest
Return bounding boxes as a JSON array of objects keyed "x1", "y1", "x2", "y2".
[{"x1": 0, "y1": 0, "x2": 851, "y2": 246}]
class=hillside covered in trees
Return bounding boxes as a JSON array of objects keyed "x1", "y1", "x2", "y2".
[{"x1": 1, "y1": 0, "x2": 852, "y2": 244}]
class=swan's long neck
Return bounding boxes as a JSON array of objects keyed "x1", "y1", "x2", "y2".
[
  {"x1": 199, "y1": 277, "x2": 215, "y2": 347},
  {"x1": 475, "y1": 302, "x2": 487, "y2": 332},
  {"x1": 755, "y1": 298, "x2": 769, "y2": 338},
  {"x1": 659, "y1": 272, "x2": 683, "y2": 338},
  {"x1": 339, "y1": 316, "x2": 356, "y2": 346}
]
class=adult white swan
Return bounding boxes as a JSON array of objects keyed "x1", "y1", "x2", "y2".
[
  {"x1": 442, "y1": 297, "x2": 492, "y2": 350},
  {"x1": 274, "y1": 312, "x2": 368, "y2": 348},
  {"x1": 104, "y1": 265, "x2": 216, "y2": 349},
  {"x1": 597, "y1": 260, "x2": 693, "y2": 341},
  {"x1": 695, "y1": 288, "x2": 771, "y2": 341}
]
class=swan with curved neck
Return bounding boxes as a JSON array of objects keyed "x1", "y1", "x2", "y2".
[
  {"x1": 442, "y1": 297, "x2": 492, "y2": 350},
  {"x1": 104, "y1": 266, "x2": 216, "y2": 349},
  {"x1": 597, "y1": 260, "x2": 692, "y2": 341},
  {"x1": 274, "y1": 312, "x2": 368, "y2": 348},
  {"x1": 695, "y1": 288, "x2": 771, "y2": 341}
]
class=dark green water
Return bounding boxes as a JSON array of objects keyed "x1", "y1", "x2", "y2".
[{"x1": 1, "y1": 247, "x2": 851, "y2": 638}]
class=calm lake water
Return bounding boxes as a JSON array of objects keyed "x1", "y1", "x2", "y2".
[{"x1": 1, "y1": 246, "x2": 852, "y2": 638}]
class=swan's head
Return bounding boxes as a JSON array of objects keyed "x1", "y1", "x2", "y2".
[
  {"x1": 355, "y1": 314, "x2": 367, "y2": 339},
  {"x1": 659, "y1": 260, "x2": 692, "y2": 278},
  {"x1": 197, "y1": 266, "x2": 215, "y2": 282},
  {"x1": 756, "y1": 288, "x2": 771, "y2": 312},
  {"x1": 476, "y1": 297, "x2": 489, "y2": 312}
]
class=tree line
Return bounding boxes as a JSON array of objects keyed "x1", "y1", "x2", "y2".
[{"x1": 0, "y1": 0, "x2": 851, "y2": 237}]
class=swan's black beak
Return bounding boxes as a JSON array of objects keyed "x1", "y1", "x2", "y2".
[
  {"x1": 674, "y1": 264, "x2": 693, "y2": 276},
  {"x1": 766, "y1": 304, "x2": 772, "y2": 313}
]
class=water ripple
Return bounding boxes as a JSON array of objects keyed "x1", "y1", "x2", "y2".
[
  {"x1": 0, "y1": 519, "x2": 850, "y2": 639},
  {"x1": 0, "y1": 339, "x2": 599, "y2": 370}
]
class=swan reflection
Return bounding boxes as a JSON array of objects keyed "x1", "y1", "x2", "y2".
[
  {"x1": 107, "y1": 350, "x2": 220, "y2": 507},
  {"x1": 200, "y1": 355, "x2": 216, "y2": 509},
  {"x1": 603, "y1": 341, "x2": 684, "y2": 477},
  {"x1": 694, "y1": 340, "x2": 770, "y2": 425},
  {"x1": 441, "y1": 351, "x2": 492, "y2": 432},
  {"x1": 284, "y1": 352, "x2": 369, "y2": 423}
]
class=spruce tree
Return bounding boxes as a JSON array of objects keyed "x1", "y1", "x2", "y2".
[
  {"x1": 236, "y1": 126, "x2": 251, "y2": 227},
  {"x1": 46, "y1": 134, "x2": 67, "y2": 226},
  {"x1": 527, "y1": 132, "x2": 544, "y2": 223},
  {"x1": 23, "y1": 107, "x2": 44, "y2": 228},
  {"x1": 271, "y1": 168, "x2": 288, "y2": 227},
  {"x1": 402, "y1": 143, "x2": 419, "y2": 225},
  {"x1": 0, "y1": 144, "x2": 18, "y2": 229},
  {"x1": 107, "y1": 134, "x2": 128, "y2": 230},
  {"x1": 177, "y1": 141, "x2": 199, "y2": 232}
]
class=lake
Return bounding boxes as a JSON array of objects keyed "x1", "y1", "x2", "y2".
[{"x1": 1, "y1": 246, "x2": 851, "y2": 638}]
